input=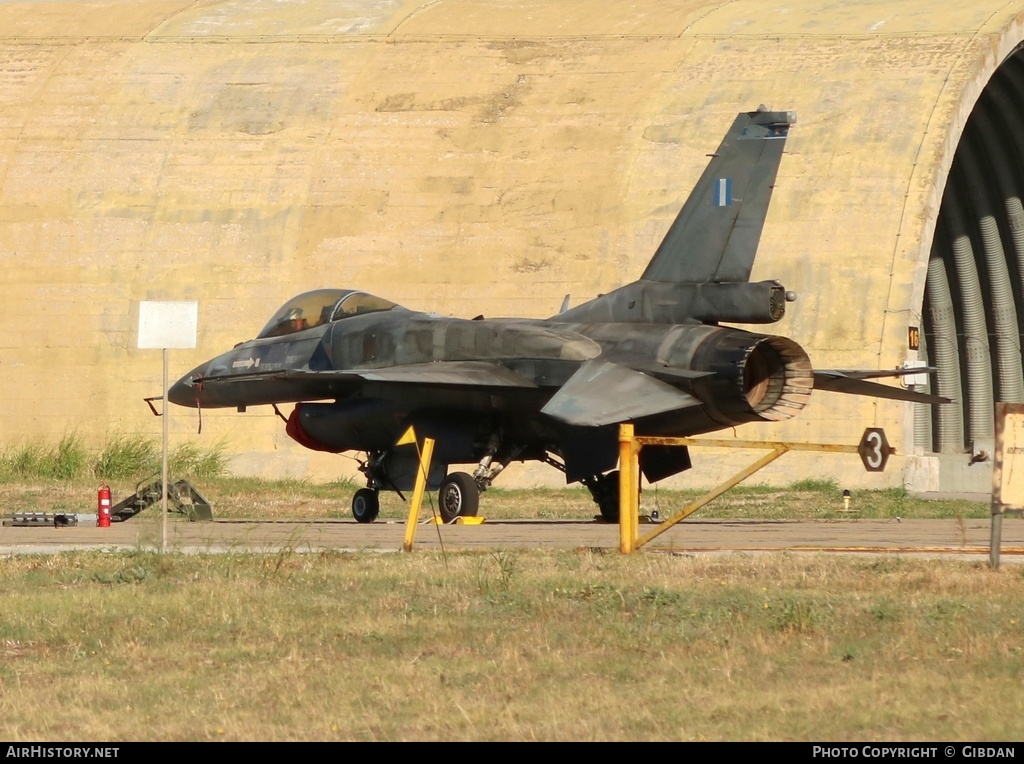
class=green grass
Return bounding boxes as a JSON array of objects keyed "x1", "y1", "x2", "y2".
[
  {"x1": 788, "y1": 476, "x2": 840, "y2": 492},
  {"x1": 166, "y1": 439, "x2": 228, "y2": 479},
  {"x1": 0, "y1": 433, "x2": 90, "y2": 481},
  {"x1": 0, "y1": 438, "x2": 1006, "y2": 741},
  {"x1": 636, "y1": 481, "x2": 988, "y2": 521},
  {"x1": 0, "y1": 434, "x2": 227, "y2": 483},
  {"x1": 93, "y1": 432, "x2": 160, "y2": 479}
]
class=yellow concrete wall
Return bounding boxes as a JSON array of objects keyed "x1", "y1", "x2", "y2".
[{"x1": 2, "y1": 0, "x2": 1022, "y2": 486}]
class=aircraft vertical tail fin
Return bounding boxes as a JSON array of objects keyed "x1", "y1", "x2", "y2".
[
  {"x1": 642, "y1": 106, "x2": 795, "y2": 284},
  {"x1": 551, "y1": 107, "x2": 795, "y2": 325}
]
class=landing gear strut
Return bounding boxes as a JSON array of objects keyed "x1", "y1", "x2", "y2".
[
  {"x1": 351, "y1": 435, "x2": 521, "y2": 524},
  {"x1": 471, "y1": 432, "x2": 521, "y2": 492}
]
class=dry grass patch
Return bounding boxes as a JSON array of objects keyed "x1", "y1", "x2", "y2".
[{"x1": 0, "y1": 551, "x2": 1021, "y2": 741}]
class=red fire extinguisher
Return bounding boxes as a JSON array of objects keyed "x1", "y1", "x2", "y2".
[{"x1": 97, "y1": 483, "x2": 112, "y2": 528}]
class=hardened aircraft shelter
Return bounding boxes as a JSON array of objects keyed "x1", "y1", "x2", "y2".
[{"x1": 3, "y1": 0, "x2": 1024, "y2": 493}]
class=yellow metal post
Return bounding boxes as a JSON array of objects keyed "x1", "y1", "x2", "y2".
[
  {"x1": 629, "y1": 435, "x2": 639, "y2": 550},
  {"x1": 402, "y1": 436, "x2": 435, "y2": 552},
  {"x1": 619, "y1": 423, "x2": 637, "y2": 554}
]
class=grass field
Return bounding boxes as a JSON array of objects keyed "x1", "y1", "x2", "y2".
[
  {"x1": 0, "y1": 548, "x2": 1021, "y2": 741},
  {"x1": 1, "y1": 438, "x2": 1016, "y2": 741}
]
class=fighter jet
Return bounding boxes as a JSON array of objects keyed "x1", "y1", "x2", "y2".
[{"x1": 169, "y1": 106, "x2": 946, "y2": 523}]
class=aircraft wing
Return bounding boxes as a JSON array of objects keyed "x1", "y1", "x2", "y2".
[
  {"x1": 282, "y1": 361, "x2": 539, "y2": 388},
  {"x1": 194, "y1": 361, "x2": 537, "y2": 389},
  {"x1": 541, "y1": 359, "x2": 700, "y2": 427},
  {"x1": 178, "y1": 361, "x2": 539, "y2": 409},
  {"x1": 813, "y1": 369, "x2": 951, "y2": 405}
]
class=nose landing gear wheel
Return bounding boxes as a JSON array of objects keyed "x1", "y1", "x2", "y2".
[
  {"x1": 438, "y1": 472, "x2": 479, "y2": 523},
  {"x1": 352, "y1": 488, "x2": 380, "y2": 523}
]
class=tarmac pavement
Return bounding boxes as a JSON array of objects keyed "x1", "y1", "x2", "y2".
[{"x1": 2, "y1": 514, "x2": 1021, "y2": 561}]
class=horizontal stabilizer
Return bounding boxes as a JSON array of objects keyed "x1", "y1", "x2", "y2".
[
  {"x1": 815, "y1": 367, "x2": 937, "y2": 381},
  {"x1": 813, "y1": 371, "x2": 950, "y2": 405},
  {"x1": 541, "y1": 359, "x2": 699, "y2": 427}
]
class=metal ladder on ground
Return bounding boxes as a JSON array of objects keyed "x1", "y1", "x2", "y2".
[{"x1": 111, "y1": 476, "x2": 213, "y2": 522}]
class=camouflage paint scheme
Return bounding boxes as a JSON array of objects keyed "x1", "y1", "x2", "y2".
[{"x1": 170, "y1": 109, "x2": 945, "y2": 523}]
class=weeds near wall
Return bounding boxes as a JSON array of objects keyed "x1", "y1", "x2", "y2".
[
  {"x1": 788, "y1": 476, "x2": 840, "y2": 493},
  {"x1": 0, "y1": 433, "x2": 226, "y2": 483},
  {"x1": 167, "y1": 439, "x2": 227, "y2": 480},
  {"x1": 93, "y1": 433, "x2": 160, "y2": 479},
  {"x1": 0, "y1": 433, "x2": 89, "y2": 481}
]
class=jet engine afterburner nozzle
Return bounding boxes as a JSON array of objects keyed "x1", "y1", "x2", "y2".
[
  {"x1": 679, "y1": 327, "x2": 813, "y2": 428},
  {"x1": 741, "y1": 334, "x2": 813, "y2": 421}
]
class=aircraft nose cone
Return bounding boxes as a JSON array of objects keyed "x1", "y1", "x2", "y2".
[{"x1": 168, "y1": 375, "x2": 199, "y2": 408}]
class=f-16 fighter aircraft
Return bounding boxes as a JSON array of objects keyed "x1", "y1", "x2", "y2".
[{"x1": 170, "y1": 107, "x2": 945, "y2": 523}]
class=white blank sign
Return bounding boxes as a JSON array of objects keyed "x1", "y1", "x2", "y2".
[{"x1": 138, "y1": 301, "x2": 198, "y2": 349}]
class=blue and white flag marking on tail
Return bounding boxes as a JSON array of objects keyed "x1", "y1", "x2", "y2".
[{"x1": 714, "y1": 178, "x2": 733, "y2": 207}]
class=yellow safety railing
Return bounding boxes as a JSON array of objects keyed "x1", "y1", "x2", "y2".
[{"x1": 617, "y1": 423, "x2": 889, "y2": 553}]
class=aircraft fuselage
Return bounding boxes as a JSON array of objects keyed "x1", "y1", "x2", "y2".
[{"x1": 170, "y1": 307, "x2": 810, "y2": 461}]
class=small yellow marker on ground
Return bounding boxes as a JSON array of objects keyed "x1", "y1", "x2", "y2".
[{"x1": 425, "y1": 515, "x2": 486, "y2": 525}]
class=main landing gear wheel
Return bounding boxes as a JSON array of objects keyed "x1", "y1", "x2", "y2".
[
  {"x1": 438, "y1": 472, "x2": 479, "y2": 523},
  {"x1": 352, "y1": 488, "x2": 380, "y2": 523}
]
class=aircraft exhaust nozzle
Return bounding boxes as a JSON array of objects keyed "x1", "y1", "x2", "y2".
[
  {"x1": 675, "y1": 327, "x2": 814, "y2": 427},
  {"x1": 740, "y1": 335, "x2": 813, "y2": 422}
]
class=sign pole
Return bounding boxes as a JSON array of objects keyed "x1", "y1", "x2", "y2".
[
  {"x1": 162, "y1": 347, "x2": 169, "y2": 553},
  {"x1": 138, "y1": 300, "x2": 198, "y2": 554}
]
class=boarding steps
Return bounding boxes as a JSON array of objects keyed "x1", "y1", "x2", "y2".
[{"x1": 110, "y1": 476, "x2": 213, "y2": 522}]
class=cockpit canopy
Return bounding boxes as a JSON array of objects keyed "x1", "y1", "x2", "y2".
[{"x1": 257, "y1": 289, "x2": 399, "y2": 339}]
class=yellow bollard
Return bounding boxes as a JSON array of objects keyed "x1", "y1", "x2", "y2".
[
  {"x1": 618, "y1": 423, "x2": 637, "y2": 554},
  {"x1": 402, "y1": 435, "x2": 435, "y2": 552}
]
